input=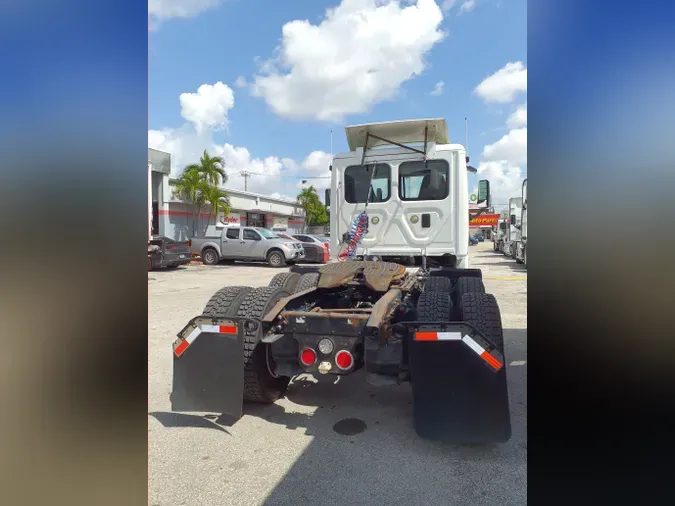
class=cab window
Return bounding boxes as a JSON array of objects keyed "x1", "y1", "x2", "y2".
[
  {"x1": 225, "y1": 228, "x2": 240, "y2": 239},
  {"x1": 243, "y1": 229, "x2": 261, "y2": 241},
  {"x1": 344, "y1": 164, "x2": 390, "y2": 204},
  {"x1": 398, "y1": 160, "x2": 449, "y2": 201}
]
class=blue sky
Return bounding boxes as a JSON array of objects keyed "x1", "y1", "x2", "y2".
[{"x1": 149, "y1": 0, "x2": 526, "y2": 206}]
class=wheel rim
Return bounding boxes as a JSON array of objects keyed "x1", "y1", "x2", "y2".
[
  {"x1": 205, "y1": 251, "x2": 215, "y2": 263},
  {"x1": 271, "y1": 254, "x2": 281, "y2": 266}
]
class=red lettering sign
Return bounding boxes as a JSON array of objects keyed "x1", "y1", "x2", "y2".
[{"x1": 469, "y1": 213, "x2": 500, "y2": 227}]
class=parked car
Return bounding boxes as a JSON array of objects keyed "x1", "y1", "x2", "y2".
[
  {"x1": 148, "y1": 235, "x2": 192, "y2": 270},
  {"x1": 469, "y1": 236, "x2": 479, "y2": 246},
  {"x1": 288, "y1": 233, "x2": 329, "y2": 263},
  {"x1": 191, "y1": 225, "x2": 305, "y2": 267},
  {"x1": 473, "y1": 232, "x2": 485, "y2": 242}
]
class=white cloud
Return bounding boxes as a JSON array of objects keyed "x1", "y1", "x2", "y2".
[
  {"x1": 251, "y1": 0, "x2": 445, "y2": 121},
  {"x1": 179, "y1": 82, "x2": 235, "y2": 135},
  {"x1": 234, "y1": 76, "x2": 247, "y2": 88},
  {"x1": 482, "y1": 127, "x2": 527, "y2": 166},
  {"x1": 474, "y1": 61, "x2": 527, "y2": 103},
  {"x1": 148, "y1": 125, "x2": 330, "y2": 200},
  {"x1": 507, "y1": 102, "x2": 527, "y2": 128},
  {"x1": 429, "y1": 80, "x2": 445, "y2": 96},
  {"x1": 476, "y1": 160, "x2": 524, "y2": 207},
  {"x1": 458, "y1": 0, "x2": 476, "y2": 14},
  {"x1": 441, "y1": 0, "x2": 455, "y2": 11},
  {"x1": 149, "y1": 0, "x2": 222, "y2": 28},
  {"x1": 297, "y1": 151, "x2": 333, "y2": 191}
]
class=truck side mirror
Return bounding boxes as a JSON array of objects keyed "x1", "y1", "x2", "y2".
[
  {"x1": 478, "y1": 179, "x2": 491, "y2": 206},
  {"x1": 325, "y1": 189, "x2": 331, "y2": 208},
  {"x1": 510, "y1": 214, "x2": 518, "y2": 228}
]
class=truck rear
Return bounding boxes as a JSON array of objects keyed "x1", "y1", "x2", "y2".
[
  {"x1": 170, "y1": 119, "x2": 512, "y2": 444},
  {"x1": 514, "y1": 179, "x2": 527, "y2": 266},
  {"x1": 503, "y1": 197, "x2": 523, "y2": 258}
]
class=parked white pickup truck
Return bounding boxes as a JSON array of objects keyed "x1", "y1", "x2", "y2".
[{"x1": 191, "y1": 224, "x2": 306, "y2": 267}]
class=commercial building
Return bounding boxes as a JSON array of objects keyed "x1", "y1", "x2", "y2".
[{"x1": 149, "y1": 148, "x2": 305, "y2": 241}]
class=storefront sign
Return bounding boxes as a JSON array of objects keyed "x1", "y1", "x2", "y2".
[
  {"x1": 221, "y1": 213, "x2": 240, "y2": 225},
  {"x1": 469, "y1": 213, "x2": 500, "y2": 227}
]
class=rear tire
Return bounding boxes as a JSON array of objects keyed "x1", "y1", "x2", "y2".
[
  {"x1": 454, "y1": 277, "x2": 486, "y2": 317},
  {"x1": 416, "y1": 291, "x2": 453, "y2": 322},
  {"x1": 202, "y1": 286, "x2": 253, "y2": 317},
  {"x1": 268, "y1": 272, "x2": 301, "y2": 292},
  {"x1": 424, "y1": 276, "x2": 452, "y2": 294},
  {"x1": 294, "y1": 272, "x2": 320, "y2": 293},
  {"x1": 202, "y1": 248, "x2": 219, "y2": 266},
  {"x1": 457, "y1": 293, "x2": 504, "y2": 353},
  {"x1": 267, "y1": 250, "x2": 286, "y2": 268},
  {"x1": 235, "y1": 286, "x2": 292, "y2": 403}
]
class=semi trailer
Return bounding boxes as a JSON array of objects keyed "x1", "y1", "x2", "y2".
[
  {"x1": 170, "y1": 119, "x2": 512, "y2": 444},
  {"x1": 514, "y1": 179, "x2": 527, "y2": 266}
]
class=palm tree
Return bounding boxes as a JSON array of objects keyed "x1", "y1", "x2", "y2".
[
  {"x1": 171, "y1": 168, "x2": 203, "y2": 235},
  {"x1": 184, "y1": 150, "x2": 227, "y2": 186},
  {"x1": 201, "y1": 183, "x2": 231, "y2": 232},
  {"x1": 297, "y1": 185, "x2": 318, "y2": 232}
]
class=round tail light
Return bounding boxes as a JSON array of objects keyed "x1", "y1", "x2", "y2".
[
  {"x1": 335, "y1": 350, "x2": 354, "y2": 370},
  {"x1": 300, "y1": 348, "x2": 317, "y2": 366}
]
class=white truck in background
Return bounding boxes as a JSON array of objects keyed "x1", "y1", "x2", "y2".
[
  {"x1": 493, "y1": 217, "x2": 508, "y2": 253},
  {"x1": 503, "y1": 197, "x2": 522, "y2": 258},
  {"x1": 514, "y1": 179, "x2": 527, "y2": 266}
]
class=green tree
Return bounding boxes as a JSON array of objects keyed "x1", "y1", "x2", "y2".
[
  {"x1": 201, "y1": 183, "x2": 231, "y2": 233},
  {"x1": 171, "y1": 168, "x2": 203, "y2": 235},
  {"x1": 297, "y1": 185, "x2": 328, "y2": 231},
  {"x1": 184, "y1": 150, "x2": 227, "y2": 186},
  {"x1": 171, "y1": 150, "x2": 230, "y2": 236}
]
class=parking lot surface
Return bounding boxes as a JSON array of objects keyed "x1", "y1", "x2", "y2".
[{"x1": 149, "y1": 242, "x2": 527, "y2": 506}]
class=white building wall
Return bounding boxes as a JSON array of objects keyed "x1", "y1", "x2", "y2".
[{"x1": 158, "y1": 181, "x2": 306, "y2": 240}]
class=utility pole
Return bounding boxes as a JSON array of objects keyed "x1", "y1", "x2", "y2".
[{"x1": 240, "y1": 170, "x2": 252, "y2": 192}]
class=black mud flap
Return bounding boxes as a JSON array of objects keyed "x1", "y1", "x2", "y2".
[
  {"x1": 171, "y1": 316, "x2": 254, "y2": 419},
  {"x1": 401, "y1": 322, "x2": 511, "y2": 444}
]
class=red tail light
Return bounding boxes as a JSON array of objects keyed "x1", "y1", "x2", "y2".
[
  {"x1": 300, "y1": 348, "x2": 317, "y2": 366},
  {"x1": 335, "y1": 350, "x2": 354, "y2": 370}
]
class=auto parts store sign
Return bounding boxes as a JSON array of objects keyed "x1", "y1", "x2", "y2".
[{"x1": 469, "y1": 214, "x2": 500, "y2": 227}]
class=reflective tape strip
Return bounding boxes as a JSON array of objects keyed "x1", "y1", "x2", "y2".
[
  {"x1": 174, "y1": 327, "x2": 201, "y2": 358},
  {"x1": 416, "y1": 331, "x2": 465, "y2": 341},
  {"x1": 415, "y1": 331, "x2": 438, "y2": 341},
  {"x1": 200, "y1": 324, "x2": 237, "y2": 334},
  {"x1": 184, "y1": 326, "x2": 202, "y2": 344},
  {"x1": 463, "y1": 335, "x2": 503, "y2": 370},
  {"x1": 174, "y1": 339, "x2": 189, "y2": 357},
  {"x1": 437, "y1": 332, "x2": 462, "y2": 341},
  {"x1": 481, "y1": 351, "x2": 503, "y2": 370},
  {"x1": 462, "y1": 335, "x2": 485, "y2": 355}
]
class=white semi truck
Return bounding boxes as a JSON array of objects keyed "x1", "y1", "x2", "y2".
[
  {"x1": 503, "y1": 197, "x2": 522, "y2": 258},
  {"x1": 514, "y1": 179, "x2": 527, "y2": 266},
  {"x1": 169, "y1": 119, "x2": 512, "y2": 444},
  {"x1": 493, "y1": 216, "x2": 508, "y2": 253}
]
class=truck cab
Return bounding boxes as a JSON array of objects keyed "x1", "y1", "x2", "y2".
[
  {"x1": 503, "y1": 197, "x2": 523, "y2": 258},
  {"x1": 170, "y1": 118, "x2": 512, "y2": 445},
  {"x1": 494, "y1": 219, "x2": 508, "y2": 252},
  {"x1": 327, "y1": 119, "x2": 486, "y2": 269},
  {"x1": 515, "y1": 179, "x2": 527, "y2": 266}
]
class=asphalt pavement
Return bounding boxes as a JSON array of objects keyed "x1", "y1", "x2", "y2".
[{"x1": 148, "y1": 242, "x2": 527, "y2": 506}]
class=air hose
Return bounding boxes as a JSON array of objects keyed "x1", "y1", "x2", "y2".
[{"x1": 337, "y1": 211, "x2": 368, "y2": 262}]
